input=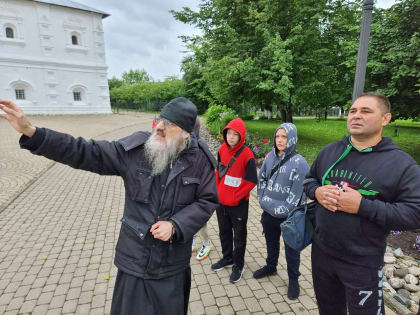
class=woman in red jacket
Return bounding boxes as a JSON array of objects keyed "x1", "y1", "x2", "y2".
[{"x1": 211, "y1": 118, "x2": 257, "y2": 283}]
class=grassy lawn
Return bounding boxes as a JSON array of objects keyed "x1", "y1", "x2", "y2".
[{"x1": 244, "y1": 118, "x2": 420, "y2": 164}]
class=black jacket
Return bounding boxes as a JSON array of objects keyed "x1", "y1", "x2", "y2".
[
  {"x1": 20, "y1": 128, "x2": 218, "y2": 279},
  {"x1": 304, "y1": 136, "x2": 420, "y2": 268}
]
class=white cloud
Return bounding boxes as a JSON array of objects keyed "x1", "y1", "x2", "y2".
[{"x1": 81, "y1": 0, "x2": 201, "y2": 80}]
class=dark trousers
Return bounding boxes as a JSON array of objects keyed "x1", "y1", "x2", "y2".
[
  {"x1": 312, "y1": 242, "x2": 385, "y2": 315},
  {"x1": 216, "y1": 201, "x2": 249, "y2": 268},
  {"x1": 261, "y1": 211, "x2": 301, "y2": 280},
  {"x1": 111, "y1": 268, "x2": 191, "y2": 315}
]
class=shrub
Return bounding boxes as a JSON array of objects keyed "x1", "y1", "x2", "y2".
[
  {"x1": 220, "y1": 112, "x2": 237, "y2": 129},
  {"x1": 205, "y1": 105, "x2": 235, "y2": 124},
  {"x1": 205, "y1": 105, "x2": 237, "y2": 134}
]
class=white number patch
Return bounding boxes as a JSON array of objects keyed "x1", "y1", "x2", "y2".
[
  {"x1": 224, "y1": 175, "x2": 242, "y2": 187},
  {"x1": 359, "y1": 290, "x2": 373, "y2": 306}
]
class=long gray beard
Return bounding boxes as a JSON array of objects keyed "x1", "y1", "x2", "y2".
[{"x1": 144, "y1": 131, "x2": 189, "y2": 176}]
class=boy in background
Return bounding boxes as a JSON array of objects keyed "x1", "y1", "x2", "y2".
[
  {"x1": 192, "y1": 118, "x2": 215, "y2": 261},
  {"x1": 211, "y1": 118, "x2": 257, "y2": 283}
]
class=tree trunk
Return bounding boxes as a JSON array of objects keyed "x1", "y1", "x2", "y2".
[
  {"x1": 280, "y1": 108, "x2": 293, "y2": 123},
  {"x1": 278, "y1": 101, "x2": 293, "y2": 123},
  {"x1": 286, "y1": 104, "x2": 293, "y2": 123},
  {"x1": 280, "y1": 109, "x2": 287, "y2": 122}
]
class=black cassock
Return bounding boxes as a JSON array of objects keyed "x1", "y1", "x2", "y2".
[
  {"x1": 111, "y1": 268, "x2": 191, "y2": 315},
  {"x1": 111, "y1": 166, "x2": 191, "y2": 315}
]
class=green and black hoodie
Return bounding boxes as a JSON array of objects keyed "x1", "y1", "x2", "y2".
[{"x1": 304, "y1": 136, "x2": 420, "y2": 268}]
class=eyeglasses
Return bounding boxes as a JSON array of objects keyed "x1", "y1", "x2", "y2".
[{"x1": 155, "y1": 116, "x2": 176, "y2": 128}]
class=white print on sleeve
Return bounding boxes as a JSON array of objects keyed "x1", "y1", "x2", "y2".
[
  {"x1": 224, "y1": 175, "x2": 242, "y2": 187},
  {"x1": 262, "y1": 195, "x2": 272, "y2": 202}
]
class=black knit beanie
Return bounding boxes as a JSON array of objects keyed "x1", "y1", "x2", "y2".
[{"x1": 160, "y1": 97, "x2": 197, "y2": 133}]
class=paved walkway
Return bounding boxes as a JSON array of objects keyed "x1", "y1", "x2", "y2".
[{"x1": 0, "y1": 113, "x2": 396, "y2": 314}]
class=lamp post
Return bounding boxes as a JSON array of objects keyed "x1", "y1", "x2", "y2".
[{"x1": 352, "y1": 0, "x2": 374, "y2": 102}]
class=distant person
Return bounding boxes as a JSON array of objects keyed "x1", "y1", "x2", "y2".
[
  {"x1": 254, "y1": 123, "x2": 309, "y2": 300},
  {"x1": 0, "y1": 98, "x2": 218, "y2": 315},
  {"x1": 191, "y1": 118, "x2": 216, "y2": 261},
  {"x1": 211, "y1": 118, "x2": 257, "y2": 283},
  {"x1": 304, "y1": 92, "x2": 420, "y2": 315}
]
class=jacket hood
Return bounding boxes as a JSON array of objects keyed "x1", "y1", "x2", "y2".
[
  {"x1": 340, "y1": 136, "x2": 401, "y2": 153},
  {"x1": 222, "y1": 118, "x2": 246, "y2": 152},
  {"x1": 272, "y1": 123, "x2": 298, "y2": 157}
]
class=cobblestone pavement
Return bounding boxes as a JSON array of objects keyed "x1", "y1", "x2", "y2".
[
  {"x1": 0, "y1": 113, "x2": 396, "y2": 315},
  {"x1": 0, "y1": 113, "x2": 154, "y2": 212}
]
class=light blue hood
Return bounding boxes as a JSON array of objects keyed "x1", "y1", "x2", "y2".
[{"x1": 272, "y1": 123, "x2": 298, "y2": 157}]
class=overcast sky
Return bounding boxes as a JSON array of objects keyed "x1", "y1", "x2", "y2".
[{"x1": 80, "y1": 0, "x2": 397, "y2": 81}]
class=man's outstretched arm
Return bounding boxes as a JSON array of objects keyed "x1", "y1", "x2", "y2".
[{"x1": 0, "y1": 99, "x2": 127, "y2": 176}]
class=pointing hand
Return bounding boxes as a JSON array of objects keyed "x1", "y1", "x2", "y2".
[{"x1": 0, "y1": 100, "x2": 36, "y2": 137}]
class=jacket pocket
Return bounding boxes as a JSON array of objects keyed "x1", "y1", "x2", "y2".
[
  {"x1": 176, "y1": 176, "x2": 200, "y2": 206},
  {"x1": 116, "y1": 217, "x2": 151, "y2": 262},
  {"x1": 120, "y1": 216, "x2": 150, "y2": 240},
  {"x1": 128, "y1": 167, "x2": 153, "y2": 203},
  {"x1": 219, "y1": 180, "x2": 239, "y2": 206}
]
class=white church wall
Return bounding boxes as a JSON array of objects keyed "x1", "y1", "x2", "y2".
[{"x1": 0, "y1": 0, "x2": 111, "y2": 114}]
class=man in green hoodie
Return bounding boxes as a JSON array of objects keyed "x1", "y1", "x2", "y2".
[{"x1": 304, "y1": 92, "x2": 420, "y2": 315}]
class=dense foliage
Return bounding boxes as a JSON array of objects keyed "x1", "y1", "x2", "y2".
[
  {"x1": 172, "y1": 0, "x2": 419, "y2": 120},
  {"x1": 108, "y1": 70, "x2": 185, "y2": 112},
  {"x1": 366, "y1": 0, "x2": 420, "y2": 119},
  {"x1": 108, "y1": 1, "x2": 419, "y2": 119}
]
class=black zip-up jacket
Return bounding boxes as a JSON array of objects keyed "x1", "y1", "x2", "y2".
[
  {"x1": 304, "y1": 136, "x2": 420, "y2": 268},
  {"x1": 20, "y1": 127, "x2": 218, "y2": 279}
]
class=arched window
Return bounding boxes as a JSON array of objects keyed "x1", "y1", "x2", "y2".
[
  {"x1": 15, "y1": 89, "x2": 25, "y2": 100},
  {"x1": 70, "y1": 85, "x2": 87, "y2": 104},
  {"x1": 71, "y1": 35, "x2": 78, "y2": 45},
  {"x1": 6, "y1": 27, "x2": 14, "y2": 39},
  {"x1": 11, "y1": 80, "x2": 33, "y2": 103},
  {"x1": 73, "y1": 90, "x2": 82, "y2": 101}
]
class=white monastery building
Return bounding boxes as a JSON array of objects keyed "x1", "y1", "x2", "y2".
[{"x1": 0, "y1": 0, "x2": 112, "y2": 114}]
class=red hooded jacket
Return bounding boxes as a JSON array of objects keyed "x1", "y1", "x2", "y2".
[{"x1": 216, "y1": 118, "x2": 258, "y2": 206}]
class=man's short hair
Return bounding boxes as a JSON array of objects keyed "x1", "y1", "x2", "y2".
[{"x1": 356, "y1": 92, "x2": 391, "y2": 114}]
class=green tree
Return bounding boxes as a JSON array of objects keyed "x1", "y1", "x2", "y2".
[
  {"x1": 174, "y1": 0, "x2": 418, "y2": 121},
  {"x1": 110, "y1": 78, "x2": 185, "y2": 111},
  {"x1": 366, "y1": 0, "x2": 420, "y2": 119},
  {"x1": 108, "y1": 76, "x2": 123, "y2": 90},
  {"x1": 121, "y1": 69, "x2": 152, "y2": 84},
  {"x1": 173, "y1": 0, "x2": 361, "y2": 122},
  {"x1": 181, "y1": 43, "x2": 212, "y2": 114}
]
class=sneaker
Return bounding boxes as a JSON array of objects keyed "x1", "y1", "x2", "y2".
[
  {"x1": 253, "y1": 265, "x2": 277, "y2": 279},
  {"x1": 211, "y1": 258, "x2": 234, "y2": 271},
  {"x1": 196, "y1": 243, "x2": 211, "y2": 261},
  {"x1": 230, "y1": 265, "x2": 245, "y2": 283},
  {"x1": 287, "y1": 279, "x2": 300, "y2": 300}
]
